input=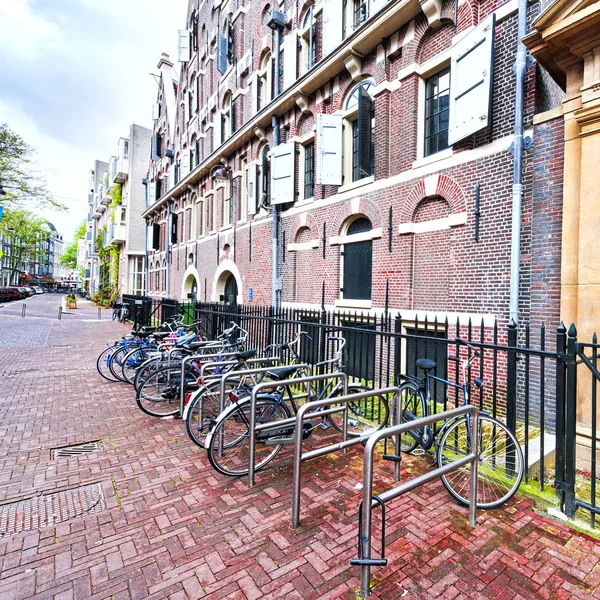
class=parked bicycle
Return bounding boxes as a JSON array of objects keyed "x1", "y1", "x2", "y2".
[
  {"x1": 396, "y1": 338, "x2": 524, "y2": 509},
  {"x1": 204, "y1": 335, "x2": 390, "y2": 477},
  {"x1": 112, "y1": 302, "x2": 129, "y2": 322}
]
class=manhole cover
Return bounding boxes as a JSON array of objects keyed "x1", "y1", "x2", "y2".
[
  {"x1": 0, "y1": 483, "x2": 105, "y2": 538},
  {"x1": 51, "y1": 441, "x2": 102, "y2": 459}
]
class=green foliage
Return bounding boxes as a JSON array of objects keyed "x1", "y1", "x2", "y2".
[
  {"x1": 0, "y1": 123, "x2": 64, "y2": 209},
  {"x1": 0, "y1": 208, "x2": 49, "y2": 284},
  {"x1": 109, "y1": 183, "x2": 122, "y2": 206},
  {"x1": 60, "y1": 220, "x2": 87, "y2": 269}
]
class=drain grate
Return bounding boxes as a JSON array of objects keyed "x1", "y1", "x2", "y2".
[
  {"x1": 51, "y1": 441, "x2": 102, "y2": 459},
  {"x1": 0, "y1": 483, "x2": 105, "y2": 538}
]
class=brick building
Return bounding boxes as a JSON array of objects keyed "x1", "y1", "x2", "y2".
[{"x1": 142, "y1": 0, "x2": 565, "y2": 333}]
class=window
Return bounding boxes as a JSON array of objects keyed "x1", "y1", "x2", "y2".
[
  {"x1": 221, "y1": 93, "x2": 232, "y2": 143},
  {"x1": 424, "y1": 68, "x2": 450, "y2": 157},
  {"x1": 353, "y1": 0, "x2": 369, "y2": 28},
  {"x1": 303, "y1": 140, "x2": 314, "y2": 199},
  {"x1": 129, "y1": 256, "x2": 145, "y2": 295},
  {"x1": 341, "y1": 217, "x2": 372, "y2": 301},
  {"x1": 258, "y1": 52, "x2": 272, "y2": 110},
  {"x1": 344, "y1": 81, "x2": 374, "y2": 183},
  {"x1": 300, "y1": 10, "x2": 316, "y2": 75},
  {"x1": 260, "y1": 146, "x2": 271, "y2": 208},
  {"x1": 222, "y1": 179, "x2": 232, "y2": 228},
  {"x1": 189, "y1": 75, "x2": 197, "y2": 119}
]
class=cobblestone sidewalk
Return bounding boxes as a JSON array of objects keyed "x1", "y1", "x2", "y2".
[{"x1": 1, "y1": 296, "x2": 600, "y2": 599}]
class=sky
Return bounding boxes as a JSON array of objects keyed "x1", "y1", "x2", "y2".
[{"x1": 0, "y1": 0, "x2": 187, "y2": 242}]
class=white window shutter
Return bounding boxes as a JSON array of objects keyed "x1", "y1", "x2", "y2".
[
  {"x1": 448, "y1": 14, "x2": 496, "y2": 145},
  {"x1": 270, "y1": 142, "x2": 296, "y2": 205},
  {"x1": 178, "y1": 30, "x2": 191, "y2": 62},
  {"x1": 152, "y1": 104, "x2": 159, "y2": 120},
  {"x1": 283, "y1": 34, "x2": 298, "y2": 91},
  {"x1": 213, "y1": 113, "x2": 222, "y2": 150},
  {"x1": 247, "y1": 164, "x2": 258, "y2": 215},
  {"x1": 168, "y1": 168, "x2": 175, "y2": 191},
  {"x1": 316, "y1": 113, "x2": 343, "y2": 185},
  {"x1": 181, "y1": 150, "x2": 190, "y2": 178},
  {"x1": 147, "y1": 181, "x2": 156, "y2": 206},
  {"x1": 322, "y1": 0, "x2": 343, "y2": 56},
  {"x1": 251, "y1": 72, "x2": 260, "y2": 116}
]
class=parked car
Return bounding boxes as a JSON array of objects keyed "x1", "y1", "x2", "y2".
[
  {"x1": 33, "y1": 286, "x2": 44, "y2": 294},
  {"x1": 23, "y1": 286, "x2": 36, "y2": 296},
  {"x1": 11, "y1": 287, "x2": 27, "y2": 299},
  {"x1": 1, "y1": 287, "x2": 22, "y2": 302}
]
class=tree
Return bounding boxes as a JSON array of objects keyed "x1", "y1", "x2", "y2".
[
  {"x1": 0, "y1": 208, "x2": 49, "y2": 284},
  {"x1": 60, "y1": 221, "x2": 87, "y2": 270},
  {"x1": 0, "y1": 123, "x2": 64, "y2": 209}
]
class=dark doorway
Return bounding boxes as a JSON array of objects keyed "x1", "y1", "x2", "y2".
[{"x1": 223, "y1": 274, "x2": 238, "y2": 304}]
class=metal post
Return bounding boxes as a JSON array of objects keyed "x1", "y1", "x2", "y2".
[
  {"x1": 564, "y1": 323, "x2": 578, "y2": 517},
  {"x1": 58, "y1": 305, "x2": 62, "y2": 320},
  {"x1": 506, "y1": 319, "x2": 518, "y2": 436},
  {"x1": 21, "y1": 304, "x2": 26, "y2": 318},
  {"x1": 555, "y1": 322, "x2": 567, "y2": 499},
  {"x1": 469, "y1": 410, "x2": 479, "y2": 526},
  {"x1": 98, "y1": 307, "x2": 102, "y2": 320}
]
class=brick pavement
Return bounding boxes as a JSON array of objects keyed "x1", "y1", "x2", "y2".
[{"x1": 1, "y1": 295, "x2": 600, "y2": 599}]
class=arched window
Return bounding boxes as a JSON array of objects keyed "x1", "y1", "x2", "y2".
[
  {"x1": 341, "y1": 217, "x2": 372, "y2": 301},
  {"x1": 300, "y1": 9, "x2": 317, "y2": 75},
  {"x1": 258, "y1": 52, "x2": 272, "y2": 110},
  {"x1": 344, "y1": 81, "x2": 375, "y2": 182},
  {"x1": 222, "y1": 92, "x2": 232, "y2": 143},
  {"x1": 260, "y1": 145, "x2": 271, "y2": 208}
]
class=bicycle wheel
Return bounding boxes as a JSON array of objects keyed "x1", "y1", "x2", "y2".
[
  {"x1": 96, "y1": 345, "x2": 120, "y2": 382},
  {"x1": 393, "y1": 381, "x2": 427, "y2": 453},
  {"x1": 122, "y1": 346, "x2": 152, "y2": 385},
  {"x1": 185, "y1": 378, "x2": 239, "y2": 448},
  {"x1": 136, "y1": 365, "x2": 195, "y2": 417},
  {"x1": 328, "y1": 384, "x2": 390, "y2": 437},
  {"x1": 108, "y1": 345, "x2": 134, "y2": 382},
  {"x1": 206, "y1": 396, "x2": 292, "y2": 477},
  {"x1": 436, "y1": 414, "x2": 524, "y2": 509},
  {"x1": 112, "y1": 309, "x2": 118, "y2": 321}
]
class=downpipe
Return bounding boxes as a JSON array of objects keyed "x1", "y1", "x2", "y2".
[
  {"x1": 509, "y1": 0, "x2": 528, "y2": 324},
  {"x1": 272, "y1": 25, "x2": 282, "y2": 310}
]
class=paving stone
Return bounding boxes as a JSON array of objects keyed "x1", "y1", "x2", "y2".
[{"x1": 2, "y1": 297, "x2": 600, "y2": 599}]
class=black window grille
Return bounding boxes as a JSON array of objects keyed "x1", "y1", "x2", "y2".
[
  {"x1": 304, "y1": 142, "x2": 314, "y2": 199},
  {"x1": 425, "y1": 68, "x2": 450, "y2": 157},
  {"x1": 351, "y1": 84, "x2": 374, "y2": 182},
  {"x1": 353, "y1": 0, "x2": 369, "y2": 28},
  {"x1": 342, "y1": 320, "x2": 376, "y2": 382}
]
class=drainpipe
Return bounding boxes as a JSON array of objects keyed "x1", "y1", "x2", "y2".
[
  {"x1": 166, "y1": 201, "x2": 171, "y2": 298},
  {"x1": 509, "y1": 0, "x2": 530, "y2": 324},
  {"x1": 271, "y1": 25, "x2": 282, "y2": 309}
]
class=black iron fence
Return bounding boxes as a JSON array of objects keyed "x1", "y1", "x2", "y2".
[{"x1": 121, "y1": 295, "x2": 600, "y2": 527}]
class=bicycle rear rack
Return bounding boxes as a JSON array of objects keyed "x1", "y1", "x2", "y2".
[{"x1": 350, "y1": 496, "x2": 387, "y2": 568}]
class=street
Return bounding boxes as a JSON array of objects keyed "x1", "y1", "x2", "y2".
[{"x1": 1, "y1": 295, "x2": 600, "y2": 599}]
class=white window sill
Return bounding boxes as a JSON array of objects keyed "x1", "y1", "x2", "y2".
[
  {"x1": 297, "y1": 196, "x2": 314, "y2": 207},
  {"x1": 335, "y1": 299, "x2": 373, "y2": 310},
  {"x1": 220, "y1": 224, "x2": 233, "y2": 232},
  {"x1": 412, "y1": 147, "x2": 453, "y2": 170},
  {"x1": 337, "y1": 175, "x2": 374, "y2": 194}
]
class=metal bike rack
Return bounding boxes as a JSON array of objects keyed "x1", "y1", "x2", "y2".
[
  {"x1": 291, "y1": 386, "x2": 400, "y2": 528},
  {"x1": 178, "y1": 352, "x2": 267, "y2": 415},
  {"x1": 247, "y1": 372, "x2": 347, "y2": 487},
  {"x1": 183, "y1": 359, "x2": 284, "y2": 418},
  {"x1": 353, "y1": 405, "x2": 479, "y2": 599}
]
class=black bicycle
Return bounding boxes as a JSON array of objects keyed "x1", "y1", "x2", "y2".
[{"x1": 396, "y1": 339, "x2": 524, "y2": 509}]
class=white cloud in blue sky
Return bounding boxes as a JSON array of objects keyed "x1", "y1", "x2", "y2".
[{"x1": 0, "y1": 0, "x2": 186, "y2": 239}]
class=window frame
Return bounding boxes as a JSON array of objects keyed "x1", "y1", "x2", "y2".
[
  {"x1": 301, "y1": 138, "x2": 315, "y2": 201},
  {"x1": 342, "y1": 80, "x2": 375, "y2": 185},
  {"x1": 424, "y1": 67, "x2": 451, "y2": 158}
]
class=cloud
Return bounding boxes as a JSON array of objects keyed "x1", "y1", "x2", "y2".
[{"x1": 0, "y1": 0, "x2": 186, "y2": 240}]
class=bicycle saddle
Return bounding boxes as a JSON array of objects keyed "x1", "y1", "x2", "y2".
[
  {"x1": 174, "y1": 333, "x2": 197, "y2": 347},
  {"x1": 183, "y1": 341, "x2": 205, "y2": 350},
  {"x1": 265, "y1": 365, "x2": 299, "y2": 381},
  {"x1": 152, "y1": 332, "x2": 170, "y2": 340},
  {"x1": 416, "y1": 358, "x2": 436, "y2": 371},
  {"x1": 235, "y1": 349, "x2": 257, "y2": 360}
]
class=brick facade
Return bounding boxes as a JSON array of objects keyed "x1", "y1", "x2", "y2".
[{"x1": 142, "y1": 0, "x2": 565, "y2": 331}]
